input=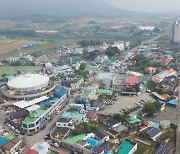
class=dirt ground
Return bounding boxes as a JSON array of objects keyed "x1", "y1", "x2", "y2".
[{"x1": 0, "y1": 39, "x2": 48, "y2": 54}]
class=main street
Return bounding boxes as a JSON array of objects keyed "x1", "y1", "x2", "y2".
[{"x1": 122, "y1": 33, "x2": 165, "y2": 56}]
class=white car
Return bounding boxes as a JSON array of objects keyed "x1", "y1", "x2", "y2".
[
  {"x1": 126, "y1": 106, "x2": 130, "y2": 109},
  {"x1": 50, "y1": 142, "x2": 60, "y2": 148},
  {"x1": 6, "y1": 123, "x2": 11, "y2": 127}
]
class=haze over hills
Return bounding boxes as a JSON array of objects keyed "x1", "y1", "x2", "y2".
[{"x1": 0, "y1": 0, "x2": 123, "y2": 22}]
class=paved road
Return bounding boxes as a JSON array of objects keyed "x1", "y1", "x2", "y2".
[{"x1": 122, "y1": 33, "x2": 165, "y2": 56}]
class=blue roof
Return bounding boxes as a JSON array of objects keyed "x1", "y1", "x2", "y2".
[
  {"x1": 0, "y1": 137, "x2": 9, "y2": 146},
  {"x1": 54, "y1": 87, "x2": 67, "y2": 97},
  {"x1": 28, "y1": 43, "x2": 37, "y2": 47},
  {"x1": 168, "y1": 99, "x2": 178, "y2": 106},
  {"x1": 151, "y1": 123, "x2": 160, "y2": 128},
  {"x1": 164, "y1": 51, "x2": 174, "y2": 55},
  {"x1": 86, "y1": 137, "x2": 102, "y2": 147}
]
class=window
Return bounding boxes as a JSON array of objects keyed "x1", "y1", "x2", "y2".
[
  {"x1": 28, "y1": 123, "x2": 35, "y2": 128},
  {"x1": 22, "y1": 124, "x2": 27, "y2": 128},
  {"x1": 36, "y1": 120, "x2": 39, "y2": 125}
]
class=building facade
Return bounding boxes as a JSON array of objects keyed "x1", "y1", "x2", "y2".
[{"x1": 171, "y1": 21, "x2": 180, "y2": 44}]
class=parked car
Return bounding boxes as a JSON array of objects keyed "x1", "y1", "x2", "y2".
[
  {"x1": 44, "y1": 133, "x2": 51, "y2": 141},
  {"x1": 50, "y1": 142, "x2": 59, "y2": 148}
]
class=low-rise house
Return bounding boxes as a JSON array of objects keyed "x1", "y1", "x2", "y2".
[
  {"x1": 100, "y1": 141, "x2": 115, "y2": 153},
  {"x1": 167, "y1": 99, "x2": 178, "y2": 107},
  {"x1": 61, "y1": 104, "x2": 86, "y2": 123},
  {"x1": 56, "y1": 118, "x2": 74, "y2": 129},
  {"x1": 90, "y1": 101, "x2": 106, "y2": 110},
  {"x1": 62, "y1": 134, "x2": 92, "y2": 154},
  {"x1": 61, "y1": 75, "x2": 84, "y2": 91},
  {"x1": 50, "y1": 127, "x2": 70, "y2": 144},
  {"x1": 147, "y1": 67, "x2": 157, "y2": 75},
  {"x1": 94, "y1": 129, "x2": 109, "y2": 142},
  {"x1": 142, "y1": 127, "x2": 162, "y2": 141},
  {"x1": 160, "y1": 120, "x2": 171, "y2": 129},
  {"x1": 86, "y1": 111, "x2": 98, "y2": 121},
  {"x1": 92, "y1": 146, "x2": 104, "y2": 154},
  {"x1": 112, "y1": 74, "x2": 141, "y2": 95},
  {"x1": 116, "y1": 139, "x2": 137, "y2": 154},
  {"x1": 98, "y1": 114, "x2": 126, "y2": 133},
  {"x1": 26, "y1": 141, "x2": 49, "y2": 154},
  {"x1": 152, "y1": 69, "x2": 177, "y2": 83},
  {"x1": 161, "y1": 94, "x2": 171, "y2": 102},
  {"x1": 1, "y1": 136, "x2": 22, "y2": 154}
]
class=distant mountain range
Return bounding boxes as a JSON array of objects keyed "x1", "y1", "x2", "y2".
[{"x1": 0, "y1": 0, "x2": 133, "y2": 22}]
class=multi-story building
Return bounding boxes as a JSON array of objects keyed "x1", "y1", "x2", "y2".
[
  {"x1": 171, "y1": 21, "x2": 180, "y2": 44},
  {"x1": 22, "y1": 87, "x2": 68, "y2": 133}
]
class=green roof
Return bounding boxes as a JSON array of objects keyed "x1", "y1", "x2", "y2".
[
  {"x1": 64, "y1": 134, "x2": 86, "y2": 144},
  {"x1": 81, "y1": 91, "x2": 91, "y2": 97},
  {"x1": 3, "y1": 133, "x2": 15, "y2": 140},
  {"x1": 97, "y1": 89, "x2": 112, "y2": 94},
  {"x1": 62, "y1": 110, "x2": 85, "y2": 120},
  {"x1": 129, "y1": 118, "x2": 141, "y2": 124},
  {"x1": 117, "y1": 139, "x2": 136, "y2": 154},
  {"x1": 108, "y1": 59, "x2": 117, "y2": 65},
  {"x1": 24, "y1": 108, "x2": 47, "y2": 123},
  {"x1": 90, "y1": 63, "x2": 99, "y2": 67}
]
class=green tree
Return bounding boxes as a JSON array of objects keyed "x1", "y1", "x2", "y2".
[
  {"x1": 146, "y1": 81, "x2": 157, "y2": 91},
  {"x1": 105, "y1": 47, "x2": 120, "y2": 57},
  {"x1": 143, "y1": 102, "x2": 157, "y2": 116},
  {"x1": 79, "y1": 62, "x2": 86, "y2": 72},
  {"x1": 113, "y1": 114, "x2": 128, "y2": 123},
  {"x1": 89, "y1": 50, "x2": 99, "y2": 60},
  {"x1": 153, "y1": 101, "x2": 161, "y2": 111}
]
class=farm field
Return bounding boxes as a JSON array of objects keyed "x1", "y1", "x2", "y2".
[
  {"x1": 0, "y1": 39, "x2": 48, "y2": 57},
  {"x1": 0, "y1": 34, "x2": 115, "y2": 60},
  {"x1": 0, "y1": 66, "x2": 43, "y2": 76}
]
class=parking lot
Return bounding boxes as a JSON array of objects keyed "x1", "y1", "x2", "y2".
[{"x1": 99, "y1": 93, "x2": 155, "y2": 115}]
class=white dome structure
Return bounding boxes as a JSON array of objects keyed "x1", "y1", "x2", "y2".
[{"x1": 7, "y1": 74, "x2": 49, "y2": 92}]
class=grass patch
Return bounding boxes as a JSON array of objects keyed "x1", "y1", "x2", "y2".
[
  {"x1": 135, "y1": 143, "x2": 154, "y2": 154},
  {"x1": 157, "y1": 128, "x2": 176, "y2": 144},
  {"x1": 0, "y1": 66, "x2": 43, "y2": 76}
]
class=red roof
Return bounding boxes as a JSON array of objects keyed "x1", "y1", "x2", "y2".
[
  {"x1": 86, "y1": 111, "x2": 98, "y2": 120},
  {"x1": 165, "y1": 69, "x2": 176, "y2": 75},
  {"x1": 126, "y1": 76, "x2": 140, "y2": 86},
  {"x1": 25, "y1": 149, "x2": 39, "y2": 154},
  {"x1": 59, "y1": 152, "x2": 68, "y2": 154},
  {"x1": 152, "y1": 76, "x2": 163, "y2": 82},
  {"x1": 161, "y1": 94, "x2": 170, "y2": 100}
]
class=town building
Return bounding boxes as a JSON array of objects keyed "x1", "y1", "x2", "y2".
[{"x1": 171, "y1": 21, "x2": 180, "y2": 44}]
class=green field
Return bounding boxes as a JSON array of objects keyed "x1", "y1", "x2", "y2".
[
  {"x1": 0, "y1": 66, "x2": 43, "y2": 76},
  {"x1": 134, "y1": 143, "x2": 154, "y2": 154}
]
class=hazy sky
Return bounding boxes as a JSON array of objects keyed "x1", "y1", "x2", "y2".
[{"x1": 106, "y1": 0, "x2": 180, "y2": 13}]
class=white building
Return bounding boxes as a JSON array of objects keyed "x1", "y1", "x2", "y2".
[
  {"x1": 56, "y1": 117, "x2": 74, "y2": 129},
  {"x1": 139, "y1": 26, "x2": 155, "y2": 31},
  {"x1": 113, "y1": 41, "x2": 125, "y2": 51},
  {"x1": 31, "y1": 141, "x2": 49, "y2": 154},
  {"x1": 171, "y1": 21, "x2": 180, "y2": 44}
]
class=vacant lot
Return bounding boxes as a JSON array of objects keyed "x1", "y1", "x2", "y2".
[
  {"x1": 0, "y1": 66, "x2": 43, "y2": 76},
  {"x1": 0, "y1": 38, "x2": 48, "y2": 55}
]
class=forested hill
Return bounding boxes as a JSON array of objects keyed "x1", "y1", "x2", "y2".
[{"x1": 0, "y1": 0, "x2": 124, "y2": 21}]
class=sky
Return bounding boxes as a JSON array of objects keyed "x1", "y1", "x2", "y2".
[{"x1": 105, "y1": 0, "x2": 180, "y2": 13}]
